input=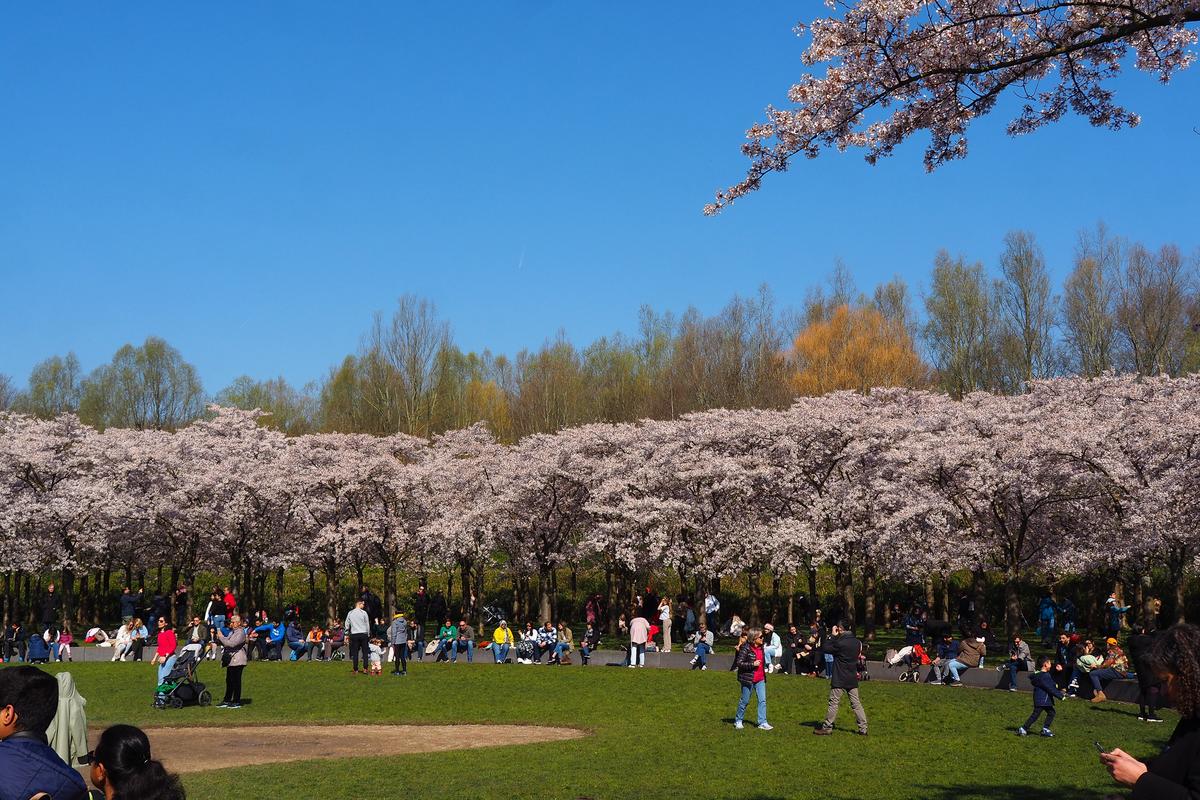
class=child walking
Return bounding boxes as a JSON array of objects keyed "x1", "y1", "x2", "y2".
[
  {"x1": 733, "y1": 627, "x2": 772, "y2": 730},
  {"x1": 368, "y1": 637, "x2": 384, "y2": 676},
  {"x1": 1018, "y1": 656, "x2": 1064, "y2": 737}
]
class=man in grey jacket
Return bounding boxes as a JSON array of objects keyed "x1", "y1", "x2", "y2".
[
  {"x1": 388, "y1": 612, "x2": 409, "y2": 676},
  {"x1": 344, "y1": 600, "x2": 371, "y2": 675}
]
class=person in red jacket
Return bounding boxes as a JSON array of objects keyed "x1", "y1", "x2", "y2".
[
  {"x1": 152, "y1": 619, "x2": 178, "y2": 685},
  {"x1": 223, "y1": 586, "x2": 237, "y2": 617}
]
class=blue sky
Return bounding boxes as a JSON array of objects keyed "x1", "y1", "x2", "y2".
[{"x1": 2, "y1": 3, "x2": 1198, "y2": 393}]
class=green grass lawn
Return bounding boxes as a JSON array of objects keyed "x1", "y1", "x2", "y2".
[{"x1": 53, "y1": 660, "x2": 1166, "y2": 799}]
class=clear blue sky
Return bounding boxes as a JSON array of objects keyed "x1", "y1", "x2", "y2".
[{"x1": 2, "y1": 3, "x2": 1198, "y2": 393}]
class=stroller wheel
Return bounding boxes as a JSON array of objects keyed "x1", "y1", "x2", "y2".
[
  {"x1": 170, "y1": 697, "x2": 184, "y2": 709},
  {"x1": 198, "y1": 689, "x2": 212, "y2": 707},
  {"x1": 898, "y1": 671, "x2": 909, "y2": 682}
]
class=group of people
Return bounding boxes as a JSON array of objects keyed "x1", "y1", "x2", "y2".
[{"x1": 0, "y1": 665, "x2": 185, "y2": 799}]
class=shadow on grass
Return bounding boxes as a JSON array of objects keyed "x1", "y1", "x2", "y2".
[{"x1": 916, "y1": 784, "x2": 1118, "y2": 800}]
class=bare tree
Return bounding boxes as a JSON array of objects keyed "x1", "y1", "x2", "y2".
[
  {"x1": 1114, "y1": 243, "x2": 1193, "y2": 376},
  {"x1": 1063, "y1": 225, "x2": 1120, "y2": 377},
  {"x1": 923, "y1": 251, "x2": 1002, "y2": 397},
  {"x1": 361, "y1": 295, "x2": 451, "y2": 437},
  {"x1": 995, "y1": 231, "x2": 1058, "y2": 389},
  {"x1": 0, "y1": 373, "x2": 15, "y2": 411}
]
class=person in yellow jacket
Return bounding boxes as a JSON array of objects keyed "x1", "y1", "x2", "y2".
[{"x1": 492, "y1": 621, "x2": 515, "y2": 664}]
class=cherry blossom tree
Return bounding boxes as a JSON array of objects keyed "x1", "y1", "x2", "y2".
[{"x1": 707, "y1": 0, "x2": 1199, "y2": 212}]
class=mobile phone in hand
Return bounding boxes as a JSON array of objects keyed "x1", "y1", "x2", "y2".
[{"x1": 1094, "y1": 741, "x2": 1107, "y2": 754}]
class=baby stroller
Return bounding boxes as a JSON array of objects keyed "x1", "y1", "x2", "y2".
[
  {"x1": 154, "y1": 651, "x2": 211, "y2": 709},
  {"x1": 885, "y1": 644, "x2": 930, "y2": 682}
]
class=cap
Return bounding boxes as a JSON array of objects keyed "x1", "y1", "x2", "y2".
[{"x1": 1105, "y1": 637, "x2": 1118, "y2": 646}]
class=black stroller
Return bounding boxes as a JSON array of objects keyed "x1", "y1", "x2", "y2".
[{"x1": 154, "y1": 651, "x2": 211, "y2": 709}]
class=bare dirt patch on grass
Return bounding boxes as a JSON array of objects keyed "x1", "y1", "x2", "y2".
[{"x1": 86, "y1": 724, "x2": 587, "y2": 773}]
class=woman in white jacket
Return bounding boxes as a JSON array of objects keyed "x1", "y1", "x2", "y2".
[{"x1": 110, "y1": 622, "x2": 134, "y2": 662}]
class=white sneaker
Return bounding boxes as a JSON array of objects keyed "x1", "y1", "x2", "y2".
[
  {"x1": 734, "y1": 720, "x2": 744, "y2": 729},
  {"x1": 689, "y1": 657, "x2": 697, "y2": 665},
  {"x1": 701, "y1": 665, "x2": 707, "y2": 670},
  {"x1": 759, "y1": 723, "x2": 774, "y2": 731},
  {"x1": 628, "y1": 664, "x2": 636, "y2": 669}
]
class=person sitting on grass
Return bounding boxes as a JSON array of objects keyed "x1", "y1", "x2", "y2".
[
  {"x1": 580, "y1": 622, "x2": 600, "y2": 666},
  {"x1": 944, "y1": 629, "x2": 986, "y2": 686},
  {"x1": 491, "y1": 620, "x2": 514, "y2": 664},
  {"x1": 181, "y1": 616, "x2": 208, "y2": 660},
  {"x1": 1000, "y1": 635, "x2": 1034, "y2": 692},
  {"x1": 285, "y1": 619, "x2": 308, "y2": 661},
  {"x1": 305, "y1": 624, "x2": 324, "y2": 661},
  {"x1": 690, "y1": 622, "x2": 714, "y2": 670},
  {"x1": 553, "y1": 622, "x2": 573, "y2": 664},
  {"x1": 129, "y1": 618, "x2": 149, "y2": 662},
  {"x1": 536, "y1": 621, "x2": 558, "y2": 664},
  {"x1": 436, "y1": 619, "x2": 458, "y2": 662},
  {"x1": 931, "y1": 634, "x2": 958, "y2": 684},
  {"x1": 322, "y1": 622, "x2": 345, "y2": 662},
  {"x1": 762, "y1": 623, "x2": 783, "y2": 673},
  {"x1": 451, "y1": 619, "x2": 475, "y2": 663},
  {"x1": 26, "y1": 629, "x2": 52, "y2": 664},
  {"x1": 1017, "y1": 656, "x2": 1064, "y2": 737},
  {"x1": 87, "y1": 724, "x2": 184, "y2": 800},
  {"x1": 0, "y1": 665, "x2": 88, "y2": 800},
  {"x1": 55, "y1": 624, "x2": 74, "y2": 662},
  {"x1": 1088, "y1": 637, "x2": 1131, "y2": 703}
]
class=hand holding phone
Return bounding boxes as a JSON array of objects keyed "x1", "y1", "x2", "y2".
[{"x1": 1094, "y1": 741, "x2": 1107, "y2": 754}]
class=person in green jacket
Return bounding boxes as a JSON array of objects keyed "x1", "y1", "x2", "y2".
[{"x1": 436, "y1": 619, "x2": 458, "y2": 662}]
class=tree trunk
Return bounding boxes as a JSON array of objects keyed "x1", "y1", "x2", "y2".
[
  {"x1": 747, "y1": 568, "x2": 762, "y2": 626},
  {"x1": 923, "y1": 575, "x2": 935, "y2": 613},
  {"x1": 770, "y1": 574, "x2": 782, "y2": 623},
  {"x1": 806, "y1": 562, "x2": 818, "y2": 607},
  {"x1": 1174, "y1": 570, "x2": 1187, "y2": 625},
  {"x1": 383, "y1": 564, "x2": 396, "y2": 620},
  {"x1": 1005, "y1": 570, "x2": 1022, "y2": 638},
  {"x1": 61, "y1": 567, "x2": 75, "y2": 626},
  {"x1": 538, "y1": 568, "x2": 553, "y2": 623},
  {"x1": 972, "y1": 568, "x2": 987, "y2": 623},
  {"x1": 787, "y1": 575, "x2": 795, "y2": 626},
  {"x1": 324, "y1": 564, "x2": 339, "y2": 627},
  {"x1": 460, "y1": 560, "x2": 472, "y2": 622},
  {"x1": 77, "y1": 574, "x2": 88, "y2": 627},
  {"x1": 940, "y1": 575, "x2": 951, "y2": 622},
  {"x1": 863, "y1": 561, "x2": 877, "y2": 640}
]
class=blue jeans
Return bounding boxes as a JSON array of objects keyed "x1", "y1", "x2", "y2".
[
  {"x1": 553, "y1": 642, "x2": 570, "y2": 661},
  {"x1": 764, "y1": 644, "x2": 780, "y2": 668},
  {"x1": 736, "y1": 680, "x2": 767, "y2": 726},
  {"x1": 288, "y1": 642, "x2": 308, "y2": 661},
  {"x1": 1006, "y1": 659, "x2": 1026, "y2": 689},
  {"x1": 451, "y1": 641, "x2": 474, "y2": 662},
  {"x1": 695, "y1": 642, "x2": 711, "y2": 667},
  {"x1": 947, "y1": 659, "x2": 969, "y2": 681},
  {"x1": 1090, "y1": 668, "x2": 1122, "y2": 692},
  {"x1": 824, "y1": 653, "x2": 834, "y2": 678},
  {"x1": 209, "y1": 614, "x2": 226, "y2": 634},
  {"x1": 493, "y1": 643, "x2": 510, "y2": 663},
  {"x1": 157, "y1": 655, "x2": 177, "y2": 685}
]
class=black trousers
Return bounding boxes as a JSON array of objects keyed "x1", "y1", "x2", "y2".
[
  {"x1": 392, "y1": 644, "x2": 408, "y2": 673},
  {"x1": 349, "y1": 633, "x2": 370, "y2": 670},
  {"x1": 223, "y1": 665, "x2": 244, "y2": 704},
  {"x1": 1024, "y1": 705, "x2": 1056, "y2": 731}
]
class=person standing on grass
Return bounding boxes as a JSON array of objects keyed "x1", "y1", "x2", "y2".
[
  {"x1": 813, "y1": 620, "x2": 868, "y2": 736},
  {"x1": 1128, "y1": 625, "x2": 1163, "y2": 723},
  {"x1": 658, "y1": 596, "x2": 672, "y2": 652},
  {"x1": 733, "y1": 627, "x2": 772, "y2": 730},
  {"x1": 1106, "y1": 595, "x2": 1131, "y2": 637},
  {"x1": 629, "y1": 610, "x2": 649, "y2": 668},
  {"x1": 1101, "y1": 623, "x2": 1200, "y2": 797},
  {"x1": 704, "y1": 591, "x2": 720, "y2": 633},
  {"x1": 344, "y1": 600, "x2": 372, "y2": 674},
  {"x1": 388, "y1": 612, "x2": 409, "y2": 675},
  {"x1": 216, "y1": 614, "x2": 247, "y2": 709},
  {"x1": 151, "y1": 618, "x2": 178, "y2": 685},
  {"x1": 1017, "y1": 657, "x2": 1063, "y2": 737}
]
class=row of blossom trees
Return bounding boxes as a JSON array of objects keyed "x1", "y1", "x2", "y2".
[{"x1": 2, "y1": 374, "x2": 1197, "y2": 635}]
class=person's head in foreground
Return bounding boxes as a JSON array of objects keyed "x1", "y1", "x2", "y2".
[
  {"x1": 1149, "y1": 623, "x2": 1200, "y2": 718},
  {"x1": 0, "y1": 665, "x2": 88, "y2": 799},
  {"x1": 89, "y1": 723, "x2": 185, "y2": 800}
]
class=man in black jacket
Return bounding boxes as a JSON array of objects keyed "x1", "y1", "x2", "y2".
[
  {"x1": 1128, "y1": 626, "x2": 1163, "y2": 723},
  {"x1": 38, "y1": 583, "x2": 61, "y2": 634},
  {"x1": 813, "y1": 620, "x2": 868, "y2": 736}
]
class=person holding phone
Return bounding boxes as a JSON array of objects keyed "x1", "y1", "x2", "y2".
[
  {"x1": 216, "y1": 614, "x2": 247, "y2": 709},
  {"x1": 733, "y1": 627, "x2": 771, "y2": 730},
  {"x1": 1100, "y1": 623, "x2": 1200, "y2": 797}
]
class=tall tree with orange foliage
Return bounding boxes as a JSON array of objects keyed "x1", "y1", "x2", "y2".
[{"x1": 791, "y1": 304, "x2": 929, "y2": 395}]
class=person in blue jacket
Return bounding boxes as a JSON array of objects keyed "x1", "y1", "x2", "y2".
[
  {"x1": 1017, "y1": 656, "x2": 1064, "y2": 737},
  {"x1": 253, "y1": 618, "x2": 285, "y2": 661},
  {"x1": 285, "y1": 620, "x2": 308, "y2": 661},
  {"x1": 25, "y1": 631, "x2": 51, "y2": 664},
  {"x1": 1037, "y1": 593, "x2": 1058, "y2": 645},
  {"x1": 1106, "y1": 596, "x2": 1131, "y2": 637},
  {"x1": 0, "y1": 666, "x2": 88, "y2": 800}
]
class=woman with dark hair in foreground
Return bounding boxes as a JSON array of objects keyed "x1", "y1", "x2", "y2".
[
  {"x1": 88, "y1": 724, "x2": 184, "y2": 800},
  {"x1": 1101, "y1": 623, "x2": 1200, "y2": 798}
]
